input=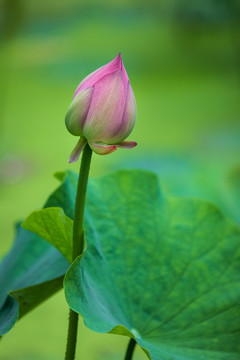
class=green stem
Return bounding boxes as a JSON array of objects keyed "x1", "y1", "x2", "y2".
[
  {"x1": 65, "y1": 143, "x2": 92, "y2": 360},
  {"x1": 65, "y1": 310, "x2": 79, "y2": 360},
  {"x1": 124, "y1": 338, "x2": 136, "y2": 360}
]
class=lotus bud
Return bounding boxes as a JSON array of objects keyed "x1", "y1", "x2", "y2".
[{"x1": 65, "y1": 53, "x2": 137, "y2": 162}]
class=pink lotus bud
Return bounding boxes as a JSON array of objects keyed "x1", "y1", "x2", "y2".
[{"x1": 65, "y1": 53, "x2": 137, "y2": 162}]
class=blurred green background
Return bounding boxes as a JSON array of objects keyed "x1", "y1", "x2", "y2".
[{"x1": 0, "y1": 0, "x2": 240, "y2": 359}]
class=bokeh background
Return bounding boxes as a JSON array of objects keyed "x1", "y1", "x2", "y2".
[{"x1": 0, "y1": 0, "x2": 240, "y2": 359}]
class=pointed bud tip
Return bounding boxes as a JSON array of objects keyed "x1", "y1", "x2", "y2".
[{"x1": 112, "y1": 52, "x2": 123, "y2": 69}]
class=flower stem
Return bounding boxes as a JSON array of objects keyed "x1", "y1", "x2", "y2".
[
  {"x1": 124, "y1": 338, "x2": 136, "y2": 360},
  {"x1": 65, "y1": 143, "x2": 92, "y2": 360}
]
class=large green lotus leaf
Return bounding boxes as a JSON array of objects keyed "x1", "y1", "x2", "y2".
[
  {"x1": 0, "y1": 171, "x2": 78, "y2": 335},
  {"x1": 64, "y1": 170, "x2": 240, "y2": 360}
]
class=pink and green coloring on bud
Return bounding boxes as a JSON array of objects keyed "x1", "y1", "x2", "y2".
[{"x1": 65, "y1": 53, "x2": 137, "y2": 162}]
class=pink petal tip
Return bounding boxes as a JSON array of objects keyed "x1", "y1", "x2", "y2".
[{"x1": 116, "y1": 141, "x2": 137, "y2": 149}]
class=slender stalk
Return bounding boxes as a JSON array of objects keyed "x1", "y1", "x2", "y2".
[
  {"x1": 65, "y1": 143, "x2": 92, "y2": 360},
  {"x1": 65, "y1": 310, "x2": 79, "y2": 360},
  {"x1": 124, "y1": 338, "x2": 136, "y2": 360}
]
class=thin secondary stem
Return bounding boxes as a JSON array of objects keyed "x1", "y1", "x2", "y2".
[
  {"x1": 65, "y1": 143, "x2": 92, "y2": 360},
  {"x1": 124, "y1": 338, "x2": 137, "y2": 360}
]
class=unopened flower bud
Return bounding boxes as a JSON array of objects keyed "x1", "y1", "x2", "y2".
[{"x1": 65, "y1": 53, "x2": 137, "y2": 162}]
